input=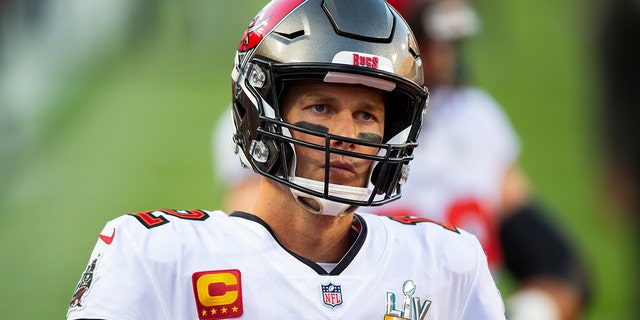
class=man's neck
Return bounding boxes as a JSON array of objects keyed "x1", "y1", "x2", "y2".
[{"x1": 251, "y1": 178, "x2": 356, "y2": 263}]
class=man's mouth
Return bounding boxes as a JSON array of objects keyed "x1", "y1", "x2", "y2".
[{"x1": 328, "y1": 160, "x2": 356, "y2": 174}]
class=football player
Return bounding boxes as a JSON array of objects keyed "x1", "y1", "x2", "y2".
[{"x1": 67, "y1": 0, "x2": 505, "y2": 319}]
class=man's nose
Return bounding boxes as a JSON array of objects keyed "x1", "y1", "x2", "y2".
[{"x1": 329, "y1": 114, "x2": 358, "y2": 149}]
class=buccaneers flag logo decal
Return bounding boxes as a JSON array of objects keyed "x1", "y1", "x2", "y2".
[
  {"x1": 238, "y1": 0, "x2": 305, "y2": 51},
  {"x1": 69, "y1": 254, "x2": 100, "y2": 310}
]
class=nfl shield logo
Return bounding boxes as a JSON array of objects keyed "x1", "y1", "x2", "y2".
[{"x1": 321, "y1": 283, "x2": 343, "y2": 308}]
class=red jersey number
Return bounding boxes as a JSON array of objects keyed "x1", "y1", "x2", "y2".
[{"x1": 129, "y1": 209, "x2": 209, "y2": 229}]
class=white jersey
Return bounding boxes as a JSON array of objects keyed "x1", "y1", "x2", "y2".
[
  {"x1": 369, "y1": 86, "x2": 520, "y2": 269},
  {"x1": 67, "y1": 209, "x2": 505, "y2": 319}
]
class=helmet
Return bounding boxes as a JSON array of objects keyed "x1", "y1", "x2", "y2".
[{"x1": 230, "y1": 0, "x2": 429, "y2": 216}]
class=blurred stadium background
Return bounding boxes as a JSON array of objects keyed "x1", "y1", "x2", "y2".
[{"x1": 0, "y1": 0, "x2": 636, "y2": 318}]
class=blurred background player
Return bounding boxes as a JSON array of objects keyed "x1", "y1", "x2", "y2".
[
  {"x1": 212, "y1": 0, "x2": 591, "y2": 319},
  {"x1": 376, "y1": 1, "x2": 591, "y2": 319}
]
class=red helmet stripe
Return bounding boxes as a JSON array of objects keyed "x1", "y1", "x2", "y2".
[{"x1": 238, "y1": 0, "x2": 306, "y2": 51}]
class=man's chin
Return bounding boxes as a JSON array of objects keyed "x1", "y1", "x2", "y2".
[
  {"x1": 328, "y1": 177, "x2": 367, "y2": 188},
  {"x1": 298, "y1": 171, "x2": 367, "y2": 188}
]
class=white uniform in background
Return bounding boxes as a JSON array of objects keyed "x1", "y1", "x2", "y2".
[
  {"x1": 369, "y1": 86, "x2": 520, "y2": 271},
  {"x1": 67, "y1": 209, "x2": 504, "y2": 319}
]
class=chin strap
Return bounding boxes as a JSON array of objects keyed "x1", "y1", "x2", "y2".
[{"x1": 289, "y1": 177, "x2": 370, "y2": 216}]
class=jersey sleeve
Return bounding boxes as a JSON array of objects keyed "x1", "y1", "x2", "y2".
[
  {"x1": 67, "y1": 216, "x2": 168, "y2": 320},
  {"x1": 459, "y1": 232, "x2": 506, "y2": 319}
]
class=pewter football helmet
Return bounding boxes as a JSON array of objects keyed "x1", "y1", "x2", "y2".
[{"x1": 230, "y1": 0, "x2": 429, "y2": 215}]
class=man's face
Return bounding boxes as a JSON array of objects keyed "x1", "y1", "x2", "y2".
[
  {"x1": 421, "y1": 39, "x2": 457, "y2": 86},
  {"x1": 281, "y1": 81, "x2": 385, "y2": 188}
]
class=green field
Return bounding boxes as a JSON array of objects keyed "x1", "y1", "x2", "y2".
[{"x1": 0, "y1": 1, "x2": 636, "y2": 318}]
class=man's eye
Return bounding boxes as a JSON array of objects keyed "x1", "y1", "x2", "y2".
[
  {"x1": 359, "y1": 112, "x2": 374, "y2": 121},
  {"x1": 311, "y1": 105, "x2": 326, "y2": 113}
]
